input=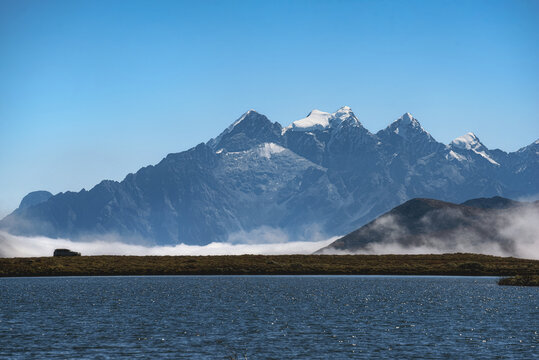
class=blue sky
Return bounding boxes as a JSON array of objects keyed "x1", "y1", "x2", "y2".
[{"x1": 1, "y1": 0, "x2": 538, "y2": 216}]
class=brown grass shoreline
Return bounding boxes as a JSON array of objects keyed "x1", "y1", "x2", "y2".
[
  {"x1": 498, "y1": 275, "x2": 539, "y2": 286},
  {"x1": 1, "y1": 253, "x2": 538, "y2": 277}
]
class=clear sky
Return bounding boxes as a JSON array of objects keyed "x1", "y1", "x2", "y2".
[{"x1": 1, "y1": 0, "x2": 538, "y2": 217}]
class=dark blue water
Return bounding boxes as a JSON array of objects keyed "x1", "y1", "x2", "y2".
[{"x1": 0, "y1": 276, "x2": 537, "y2": 359}]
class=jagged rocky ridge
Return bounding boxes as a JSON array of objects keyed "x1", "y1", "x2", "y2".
[
  {"x1": 316, "y1": 196, "x2": 539, "y2": 256},
  {"x1": 1, "y1": 107, "x2": 537, "y2": 245}
]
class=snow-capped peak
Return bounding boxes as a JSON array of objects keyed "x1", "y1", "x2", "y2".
[
  {"x1": 283, "y1": 109, "x2": 332, "y2": 133},
  {"x1": 284, "y1": 106, "x2": 360, "y2": 133},
  {"x1": 382, "y1": 112, "x2": 431, "y2": 139},
  {"x1": 330, "y1": 106, "x2": 360, "y2": 128},
  {"x1": 401, "y1": 112, "x2": 414, "y2": 123},
  {"x1": 451, "y1": 132, "x2": 481, "y2": 150},
  {"x1": 309, "y1": 109, "x2": 330, "y2": 117},
  {"x1": 335, "y1": 105, "x2": 352, "y2": 114},
  {"x1": 450, "y1": 132, "x2": 499, "y2": 165},
  {"x1": 394, "y1": 112, "x2": 421, "y2": 128}
]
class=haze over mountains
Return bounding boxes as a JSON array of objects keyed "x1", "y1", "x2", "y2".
[{"x1": 1, "y1": 107, "x2": 537, "y2": 246}]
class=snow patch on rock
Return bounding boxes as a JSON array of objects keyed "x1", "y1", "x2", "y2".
[
  {"x1": 257, "y1": 143, "x2": 286, "y2": 159},
  {"x1": 447, "y1": 150, "x2": 466, "y2": 162}
]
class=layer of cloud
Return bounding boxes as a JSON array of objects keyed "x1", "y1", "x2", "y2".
[
  {"x1": 2, "y1": 204, "x2": 538, "y2": 259},
  {"x1": 0, "y1": 231, "x2": 338, "y2": 258}
]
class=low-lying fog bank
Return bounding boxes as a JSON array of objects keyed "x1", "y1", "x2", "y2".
[{"x1": 0, "y1": 231, "x2": 338, "y2": 257}]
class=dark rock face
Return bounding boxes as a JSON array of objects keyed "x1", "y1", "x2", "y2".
[
  {"x1": 317, "y1": 197, "x2": 539, "y2": 255},
  {"x1": 208, "y1": 110, "x2": 283, "y2": 152},
  {"x1": 18, "y1": 191, "x2": 53, "y2": 210},
  {"x1": 1, "y1": 108, "x2": 537, "y2": 245}
]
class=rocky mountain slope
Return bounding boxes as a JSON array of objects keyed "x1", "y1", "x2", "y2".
[
  {"x1": 1, "y1": 108, "x2": 537, "y2": 245},
  {"x1": 316, "y1": 196, "x2": 539, "y2": 257}
]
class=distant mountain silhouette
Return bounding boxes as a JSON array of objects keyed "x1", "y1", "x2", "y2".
[
  {"x1": 316, "y1": 196, "x2": 538, "y2": 255},
  {"x1": 1, "y1": 108, "x2": 537, "y2": 245}
]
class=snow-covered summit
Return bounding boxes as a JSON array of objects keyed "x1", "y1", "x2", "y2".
[
  {"x1": 393, "y1": 112, "x2": 423, "y2": 129},
  {"x1": 330, "y1": 106, "x2": 361, "y2": 128},
  {"x1": 451, "y1": 132, "x2": 482, "y2": 150},
  {"x1": 334, "y1": 106, "x2": 353, "y2": 116},
  {"x1": 284, "y1": 109, "x2": 332, "y2": 132},
  {"x1": 450, "y1": 132, "x2": 499, "y2": 165},
  {"x1": 284, "y1": 106, "x2": 361, "y2": 133},
  {"x1": 379, "y1": 113, "x2": 432, "y2": 140},
  {"x1": 400, "y1": 112, "x2": 415, "y2": 124}
]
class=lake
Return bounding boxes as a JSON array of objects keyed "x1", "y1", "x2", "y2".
[{"x1": 0, "y1": 276, "x2": 537, "y2": 359}]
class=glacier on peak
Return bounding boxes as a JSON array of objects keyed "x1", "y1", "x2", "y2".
[
  {"x1": 284, "y1": 106, "x2": 361, "y2": 133},
  {"x1": 283, "y1": 109, "x2": 332, "y2": 133}
]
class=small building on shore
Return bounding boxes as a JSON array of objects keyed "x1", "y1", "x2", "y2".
[{"x1": 53, "y1": 249, "x2": 81, "y2": 257}]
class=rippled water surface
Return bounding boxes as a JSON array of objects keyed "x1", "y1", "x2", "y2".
[{"x1": 0, "y1": 276, "x2": 537, "y2": 359}]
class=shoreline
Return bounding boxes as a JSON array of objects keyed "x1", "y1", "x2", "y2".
[
  {"x1": 1, "y1": 253, "x2": 538, "y2": 278},
  {"x1": 498, "y1": 275, "x2": 539, "y2": 286}
]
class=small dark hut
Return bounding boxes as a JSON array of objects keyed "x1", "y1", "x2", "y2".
[{"x1": 53, "y1": 249, "x2": 81, "y2": 257}]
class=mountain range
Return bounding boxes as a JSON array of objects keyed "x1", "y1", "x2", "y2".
[{"x1": 1, "y1": 107, "x2": 537, "y2": 245}]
